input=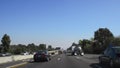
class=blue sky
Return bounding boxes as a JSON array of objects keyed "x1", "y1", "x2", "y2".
[{"x1": 0, "y1": 0, "x2": 120, "y2": 49}]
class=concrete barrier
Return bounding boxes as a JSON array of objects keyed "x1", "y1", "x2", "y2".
[
  {"x1": 0, "y1": 50, "x2": 60, "y2": 64},
  {"x1": 0, "y1": 55, "x2": 33, "y2": 64}
]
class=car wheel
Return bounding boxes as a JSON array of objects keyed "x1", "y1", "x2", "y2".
[
  {"x1": 34, "y1": 59, "x2": 37, "y2": 62},
  {"x1": 46, "y1": 58, "x2": 49, "y2": 62},
  {"x1": 49, "y1": 58, "x2": 51, "y2": 60},
  {"x1": 99, "y1": 57, "x2": 103, "y2": 64}
]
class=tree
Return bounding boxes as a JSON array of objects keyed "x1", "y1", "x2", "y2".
[
  {"x1": 79, "y1": 39, "x2": 92, "y2": 53},
  {"x1": 79, "y1": 39, "x2": 91, "y2": 49},
  {"x1": 93, "y1": 28, "x2": 114, "y2": 53},
  {"x1": 112, "y1": 36, "x2": 120, "y2": 46},
  {"x1": 13, "y1": 45, "x2": 22, "y2": 54},
  {"x1": 27, "y1": 43, "x2": 37, "y2": 53},
  {"x1": 18, "y1": 44, "x2": 27, "y2": 53},
  {"x1": 1, "y1": 34, "x2": 11, "y2": 53},
  {"x1": 0, "y1": 44, "x2": 3, "y2": 53},
  {"x1": 39, "y1": 44, "x2": 46, "y2": 50},
  {"x1": 10, "y1": 44, "x2": 27, "y2": 54},
  {"x1": 47, "y1": 45, "x2": 53, "y2": 51},
  {"x1": 83, "y1": 44, "x2": 93, "y2": 54}
]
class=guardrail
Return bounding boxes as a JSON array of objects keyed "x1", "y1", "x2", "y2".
[
  {"x1": 0, "y1": 50, "x2": 60, "y2": 64},
  {"x1": 0, "y1": 55, "x2": 33, "y2": 64}
]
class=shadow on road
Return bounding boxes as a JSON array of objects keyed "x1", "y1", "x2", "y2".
[
  {"x1": 66, "y1": 55, "x2": 73, "y2": 56},
  {"x1": 90, "y1": 63, "x2": 109, "y2": 68},
  {"x1": 90, "y1": 63, "x2": 120, "y2": 68},
  {"x1": 27, "y1": 60, "x2": 49, "y2": 64}
]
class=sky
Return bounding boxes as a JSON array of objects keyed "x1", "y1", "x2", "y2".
[{"x1": 0, "y1": 0, "x2": 120, "y2": 49}]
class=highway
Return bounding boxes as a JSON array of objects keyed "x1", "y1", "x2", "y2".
[
  {"x1": 0, "y1": 54, "x2": 116, "y2": 68},
  {"x1": 18, "y1": 54, "x2": 101, "y2": 68}
]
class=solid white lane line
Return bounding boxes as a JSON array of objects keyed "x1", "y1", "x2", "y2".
[{"x1": 6, "y1": 62, "x2": 28, "y2": 68}]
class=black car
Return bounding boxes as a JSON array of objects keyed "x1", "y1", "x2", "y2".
[
  {"x1": 99, "y1": 45, "x2": 120, "y2": 68},
  {"x1": 33, "y1": 50, "x2": 51, "y2": 62}
]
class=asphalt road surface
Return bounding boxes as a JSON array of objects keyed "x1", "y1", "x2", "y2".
[{"x1": 18, "y1": 54, "x2": 101, "y2": 68}]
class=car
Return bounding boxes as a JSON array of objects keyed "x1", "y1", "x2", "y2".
[
  {"x1": 0, "y1": 53, "x2": 11, "y2": 57},
  {"x1": 5, "y1": 53, "x2": 11, "y2": 56},
  {"x1": 99, "y1": 45, "x2": 120, "y2": 68},
  {"x1": 0, "y1": 53, "x2": 6, "y2": 57},
  {"x1": 33, "y1": 50, "x2": 51, "y2": 62},
  {"x1": 21, "y1": 52, "x2": 29, "y2": 55}
]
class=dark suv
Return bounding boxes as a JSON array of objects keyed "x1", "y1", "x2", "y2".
[
  {"x1": 34, "y1": 50, "x2": 51, "y2": 62},
  {"x1": 99, "y1": 45, "x2": 120, "y2": 68}
]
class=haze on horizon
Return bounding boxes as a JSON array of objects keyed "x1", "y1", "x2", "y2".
[{"x1": 0, "y1": 0, "x2": 120, "y2": 49}]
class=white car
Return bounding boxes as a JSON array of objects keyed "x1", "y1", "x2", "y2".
[
  {"x1": 0, "y1": 53, "x2": 11, "y2": 57},
  {"x1": 21, "y1": 52, "x2": 29, "y2": 55}
]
